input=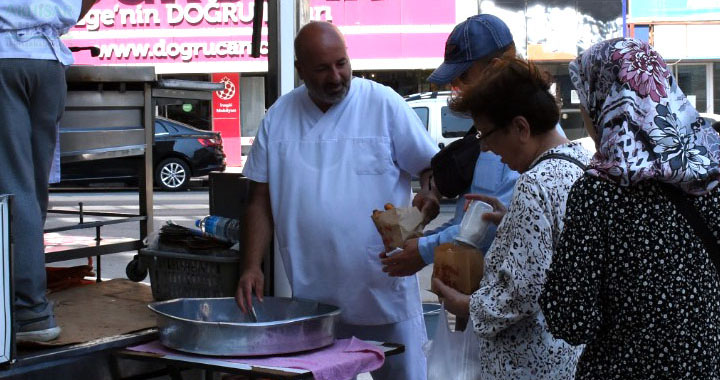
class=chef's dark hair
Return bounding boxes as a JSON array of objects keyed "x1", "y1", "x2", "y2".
[{"x1": 449, "y1": 58, "x2": 559, "y2": 135}]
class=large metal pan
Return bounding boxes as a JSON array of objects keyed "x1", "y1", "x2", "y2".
[{"x1": 148, "y1": 297, "x2": 341, "y2": 356}]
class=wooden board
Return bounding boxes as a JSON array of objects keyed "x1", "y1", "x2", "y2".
[{"x1": 23, "y1": 279, "x2": 156, "y2": 347}]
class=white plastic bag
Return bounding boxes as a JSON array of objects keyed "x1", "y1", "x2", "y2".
[
  {"x1": 425, "y1": 304, "x2": 483, "y2": 380},
  {"x1": 143, "y1": 227, "x2": 161, "y2": 249}
]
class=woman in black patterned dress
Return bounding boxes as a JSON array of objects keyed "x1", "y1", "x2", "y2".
[{"x1": 540, "y1": 38, "x2": 720, "y2": 379}]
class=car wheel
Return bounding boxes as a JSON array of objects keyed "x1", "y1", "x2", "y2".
[{"x1": 156, "y1": 158, "x2": 190, "y2": 191}]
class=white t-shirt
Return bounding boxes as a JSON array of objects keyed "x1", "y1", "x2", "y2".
[{"x1": 243, "y1": 77, "x2": 438, "y2": 324}]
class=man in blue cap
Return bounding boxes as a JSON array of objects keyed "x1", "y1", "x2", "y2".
[
  {"x1": 383, "y1": 14, "x2": 569, "y2": 280},
  {"x1": 381, "y1": 15, "x2": 522, "y2": 286},
  {"x1": 428, "y1": 14, "x2": 517, "y2": 85}
]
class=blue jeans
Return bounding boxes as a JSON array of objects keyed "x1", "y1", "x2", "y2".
[{"x1": 0, "y1": 59, "x2": 66, "y2": 322}]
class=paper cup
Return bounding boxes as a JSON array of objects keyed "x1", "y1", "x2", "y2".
[{"x1": 455, "y1": 200, "x2": 493, "y2": 248}]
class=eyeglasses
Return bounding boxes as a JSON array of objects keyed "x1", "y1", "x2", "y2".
[{"x1": 475, "y1": 127, "x2": 501, "y2": 143}]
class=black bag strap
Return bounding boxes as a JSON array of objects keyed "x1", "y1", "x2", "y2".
[
  {"x1": 529, "y1": 153, "x2": 587, "y2": 171},
  {"x1": 661, "y1": 184, "x2": 720, "y2": 272}
]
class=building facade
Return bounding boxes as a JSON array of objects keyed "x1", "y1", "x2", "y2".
[
  {"x1": 63, "y1": 0, "x2": 624, "y2": 166},
  {"x1": 627, "y1": 0, "x2": 720, "y2": 116}
]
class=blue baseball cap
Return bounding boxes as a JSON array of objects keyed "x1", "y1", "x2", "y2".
[{"x1": 428, "y1": 14, "x2": 514, "y2": 85}]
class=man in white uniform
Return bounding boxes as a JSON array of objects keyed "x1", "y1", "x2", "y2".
[{"x1": 236, "y1": 22, "x2": 438, "y2": 379}]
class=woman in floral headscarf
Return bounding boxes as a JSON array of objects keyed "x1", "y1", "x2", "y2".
[{"x1": 539, "y1": 37, "x2": 720, "y2": 378}]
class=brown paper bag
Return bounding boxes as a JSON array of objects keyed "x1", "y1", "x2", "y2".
[
  {"x1": 431, "y1": 242, "x2": 484, "y2": 295},
  {"x1": 371, "y1": 205, "x2": 425, "y2": 250}
]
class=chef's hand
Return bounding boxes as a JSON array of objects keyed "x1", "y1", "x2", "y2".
[
  {"x1": 413, "y1": 191, "x2": 439, "y2": 224},
  {"x1": 235, "y1": 266, "x2": 264, "y2": 313},
  {"x1": 431, "y1": 277, "x2": 470, "y2": 318},
  {"x1": 380, "y1": 238, "x2": 426, "y2": 277},
  {"x1": 464, "y1": 194, "x2": 506, "y2": 226}
]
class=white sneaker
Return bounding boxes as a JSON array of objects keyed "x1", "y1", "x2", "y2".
[
  {"x1": 16, "y1": 326, "x2": 61, "y2": 343},
  {"x1": 16, "y1": 314, "x2": 61, "y2": 343}
]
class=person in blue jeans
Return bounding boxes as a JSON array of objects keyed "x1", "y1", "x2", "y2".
[{"x1": 0, "y1": 0, "x2": 96, "y2": 342}]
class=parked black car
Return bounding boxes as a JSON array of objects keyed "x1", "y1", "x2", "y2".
[{"x1": 58, "y1": 117, "x2": 226, "y2": 191}]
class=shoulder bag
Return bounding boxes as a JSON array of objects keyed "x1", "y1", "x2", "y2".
[
  {"x1": 661, "y1": 184, "x2": 720, "y2": 273},
  {"x1": 430, "y1": 126, "x2": 481, "y2": 198}
]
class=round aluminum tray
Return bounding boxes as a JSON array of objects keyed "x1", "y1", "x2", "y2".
[{"x1": 149, "y1": 297, "x2": 341, "y2": 356}]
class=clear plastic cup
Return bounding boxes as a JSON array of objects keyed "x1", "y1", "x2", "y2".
[{"x1": 454, "y1": 200, "x2": 493, "y2": 248}]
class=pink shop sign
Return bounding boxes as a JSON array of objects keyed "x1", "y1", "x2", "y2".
[{"x1": 64, "y1": 0, "x2": 455, "y2": 66}]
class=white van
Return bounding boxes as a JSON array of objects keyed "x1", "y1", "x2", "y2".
[
  {"x1": 408, "y1": 92, "x2": 595, "y2": 154},
  {"x1": 405, "y1": 91, "x2": 472, "y2": 149}
]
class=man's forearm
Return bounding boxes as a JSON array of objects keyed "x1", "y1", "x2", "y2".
[
  {"x1": 243, "y1": 185, "x2": 273, "y2": 270},
  {"x1": 419, "y1": 168, "x2": 441, "y2": 199}
]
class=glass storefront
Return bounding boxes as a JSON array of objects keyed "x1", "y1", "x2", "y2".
[
  {"x1": 676, "y1": 64, "x2": 707, "y2": 113},
  {"x1": 355, "y1": 70, "x2": 435, "y2": 97},
  {"x1": 157, "y1": 73, "x2": 213, "y2": 131}
]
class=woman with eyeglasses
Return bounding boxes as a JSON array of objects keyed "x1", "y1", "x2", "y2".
[
  {"x1": 540, "y1": 38, "x2": 720, "y2": 379},
  {"x1": 431, "y1": 57, "x2": 591, "y2": 379}
]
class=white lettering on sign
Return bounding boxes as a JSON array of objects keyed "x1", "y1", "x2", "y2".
[
  {"x1": 310, "y1": 6, "x2": 333, "y2": 22},
  {"x1": 166, "y1": 2, "x2": 259, "y2": 25},
  {"x1": 77, "y1": 1, "x2": 333, "y2": 31},
  {"x1": 216, "y1": 102, "x2": 237, "y2": 114},
  {"x1": 79, "y1": 4, "x2": 161, "y2": 31},
  {"x1": 98, "y1": 39, "x2": 269, "y2": 61}
]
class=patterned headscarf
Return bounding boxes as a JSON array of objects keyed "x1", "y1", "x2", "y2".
[{"x1": 569, "y1": 37, "x2": 720, "y2": 195}]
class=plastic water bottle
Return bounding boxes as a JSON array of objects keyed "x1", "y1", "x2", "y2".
[{"x1": 196, "y1": 216, "x2": 240, "y2": 243}]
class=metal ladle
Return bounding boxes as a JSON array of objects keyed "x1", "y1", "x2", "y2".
[{"x1": 248, "y1": 304, "x2": 258, "y2": 323}]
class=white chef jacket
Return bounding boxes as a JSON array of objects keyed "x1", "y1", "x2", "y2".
[{"x1": 243, "y1": 77, "x2": 438, "y2": 324}]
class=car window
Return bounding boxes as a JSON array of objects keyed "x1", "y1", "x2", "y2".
[
  {"x1": 441, "y1": 106, "x2": 473, "y2": 137},
  {"x1": 412, "y1": 107, "x2": 429, "y2": 130}
]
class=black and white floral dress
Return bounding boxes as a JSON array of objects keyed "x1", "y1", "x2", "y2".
[
  {"x1": 469, "y1": 142, "x2": 589, "y2": 379},
  {"x1": 541, "y1": 176, "x2": 720, "y2": 379}
]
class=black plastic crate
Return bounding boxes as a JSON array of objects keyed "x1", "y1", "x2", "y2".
[{"x1": 139, "y1": 248, "x2": 240, "y2": 301}]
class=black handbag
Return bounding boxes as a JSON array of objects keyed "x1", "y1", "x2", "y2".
[{"x1": 430, "y1": 126, "x2": 481, "y2": 198}]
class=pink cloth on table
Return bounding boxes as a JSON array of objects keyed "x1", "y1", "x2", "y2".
[{"x1": 128, "y1": 337, "x2": 385, "y2": 380}]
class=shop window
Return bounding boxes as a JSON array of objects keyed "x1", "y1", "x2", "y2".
[
  {"x1": 156, "y1": 74, "x2": 212, "y2": 131},
  {"x1": 559, "y1": 110, "x2": 587, "y2": 140},
  {"x1": 633, "y1": 25, "x2": 650, "y2": 42},
  {"x1": 355, "y1": 70, "x2": 434, "y2": 96},
  {"x1": 676, "y1": 64, "x2": 707, "y2": 113}
]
